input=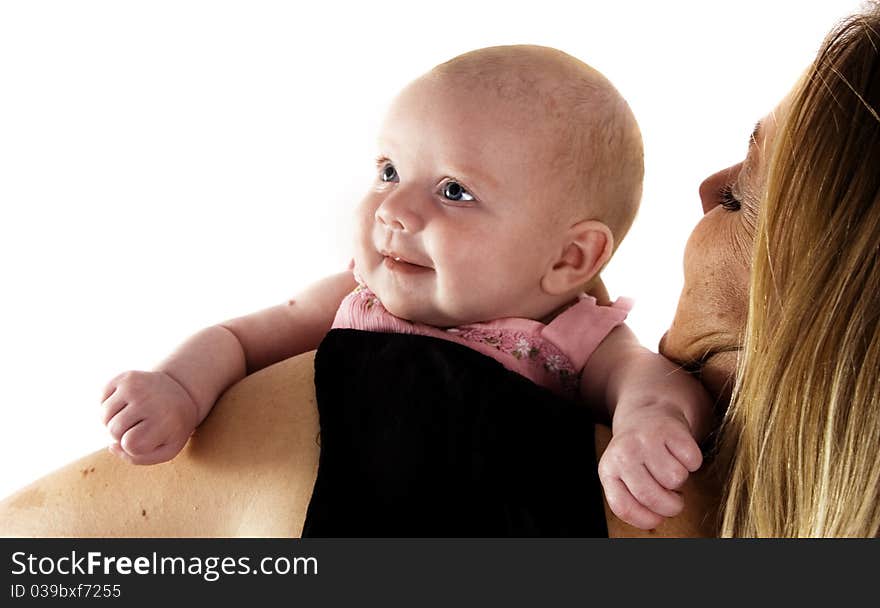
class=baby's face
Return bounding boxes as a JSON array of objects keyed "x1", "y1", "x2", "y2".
[{"x1": 352, "y1": 74, "x2": 570, "y2": 327}]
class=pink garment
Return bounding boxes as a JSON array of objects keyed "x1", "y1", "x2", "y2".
[{"x1": 331, "y1": 279, "x2": 632, "y2": 399}]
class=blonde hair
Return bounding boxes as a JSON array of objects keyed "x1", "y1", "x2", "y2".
[{"x1": 717, "y1": 7, "x2": 880, "y2": 537}]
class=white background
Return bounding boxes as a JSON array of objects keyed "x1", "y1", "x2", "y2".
[{"x1": 0, "y1": 0, "x2": 862, "y2": 500}]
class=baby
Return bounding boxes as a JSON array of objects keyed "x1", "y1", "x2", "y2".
[{"x1": 100, "y1": 45, "x2": 712, "y2": 531}]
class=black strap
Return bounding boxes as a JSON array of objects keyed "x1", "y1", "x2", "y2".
[{"x1": 302, "y1": 329, "x2": 608, "y2": 537}]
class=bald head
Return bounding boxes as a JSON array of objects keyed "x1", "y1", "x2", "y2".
[{"x1": 431, "y1": 45, "x2": 643, "y2": 249}]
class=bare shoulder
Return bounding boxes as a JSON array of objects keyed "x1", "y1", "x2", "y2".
[
  {"x1": 1, "y1": 356, "x2": 718, "y2": 538},
  {"x1": 0, "y1": 352, "x2": 320, "y2": 537},
  {"x1": 594, "y1": 425, "x2": 720, "y2": 538}
]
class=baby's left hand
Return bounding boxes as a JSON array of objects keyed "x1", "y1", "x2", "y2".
[{"x1": 598, "y1": 403, "x2": 703, "y2": 530}]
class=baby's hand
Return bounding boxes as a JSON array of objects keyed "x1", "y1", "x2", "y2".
[
  {"x1": 598, "y1": 403, "x2": 703, "y2": 530},
  {"x1": 100, "y1": 371, "x2": 200, "y2": 465}
]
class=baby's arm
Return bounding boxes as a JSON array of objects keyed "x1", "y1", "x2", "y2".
[
  {"x1": 100, "y1": 270, "x2": 357, "y2": 465},
  {"x1": 579, "y1": 324, "x2": 713, "y2": 530}
]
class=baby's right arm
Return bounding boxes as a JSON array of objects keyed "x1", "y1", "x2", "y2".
[{"x1": 100, "y1": 270, "x2": 357, "y2": 464}]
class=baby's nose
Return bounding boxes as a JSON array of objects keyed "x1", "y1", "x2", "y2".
[
  {"x1": 375, "y1": 206, "x2": 406, "y2": 231},
  {"x1": 375, "y1": 191, "x2": 424, "y2": 232}
]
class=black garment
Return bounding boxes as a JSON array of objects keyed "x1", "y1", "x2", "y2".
[{"x1": 301, "y1": 329, "x2": 608, "y2": 537}]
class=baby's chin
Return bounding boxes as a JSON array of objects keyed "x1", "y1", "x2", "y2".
[
  {"x1": 358, "y1": 259, "x2": 474, "y2": 327},
  {"x1": 376, "y1": 289, "x2": 463, "y2": 328},
  {"x1": 380, "y1": 292, "x2": 438, "y2": 324}
]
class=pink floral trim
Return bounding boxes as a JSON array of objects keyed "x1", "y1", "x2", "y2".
[
  {"x1": 354, "y1": 284, "x2": 380, "y2": 309},
  {"x1": 341, "y1": 283, "x2": 583, "y2": 396},
  {"x1": 445, "y1": 325, "x2": 581, "y2": 394}
]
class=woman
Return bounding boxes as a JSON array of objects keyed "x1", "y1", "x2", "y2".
[
  {"x1": 716, "y1": 13, "x2": 880, "y2": 536},
  {"x1": 1, "y1": 6, "x2": 878, "y2": 537},
  {"x1": 661, "y1": 6, "x2": 880, "y2": 536}
]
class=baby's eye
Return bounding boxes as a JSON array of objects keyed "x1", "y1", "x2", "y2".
[
  {"x1": 718, "y1": 182, "x2": 741, "y2": 212},
  {"x1": 441, "y1": 180, "x2": 474, "y2": 202},
  {"x1": 380, "y1": 162, "x2": 399, "y2": 183}
]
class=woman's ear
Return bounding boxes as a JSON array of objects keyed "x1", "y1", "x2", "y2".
[{"x1": 540, "y1": 220, "x2": 613, "y2": 296}]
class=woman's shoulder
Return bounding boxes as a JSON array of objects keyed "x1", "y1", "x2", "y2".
[
  {"x1": 0, "y1": 348, "x2": 719, "y2": 538},
  {"x1": 0, "y1": 351, "x2": 323, "y2": 538}
]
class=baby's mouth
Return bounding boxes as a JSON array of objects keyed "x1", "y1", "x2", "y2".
[{"x1": 380, "y1": 250, "x2": 433, "y2": 273}]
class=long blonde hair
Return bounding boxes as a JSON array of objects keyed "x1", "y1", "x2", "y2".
[{"x1": 717, "y1": 7, "x2": 880, "y2": 537}]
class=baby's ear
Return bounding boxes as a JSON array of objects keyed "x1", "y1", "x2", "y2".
[{"x1": 540, "y1": 220, "x2": 613, "y2": 296}]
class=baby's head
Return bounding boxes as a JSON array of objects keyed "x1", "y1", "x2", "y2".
[{"x1": 353, "y1": 45, "x2": 643, "y2": 327}]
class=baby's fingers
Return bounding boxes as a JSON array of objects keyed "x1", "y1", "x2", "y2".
[
  {"x1": 100, "y1": 377, "x2": 120, "y2": 403},
  {"x1": 119, "y1": 419, "x2": 165, "y2": 458},
  {"x1": 621, "y1": 465, "x2": 685, "y2": 519},
  {"x1": 601, "y1": 475, "x2": 664, "y2": 531},
  {"x1": 100, "y1": 392, "x2": 128, "y2": 427},
  {"x1": 109, "y1": 438, "x2": 182, "y2": 466},
  {"x1": 666, "y1": 435, "x2": 703, "y2": 472},
  {"x1": 121, "y1": 440, "x2": 185, "y2": 466},
  {"x1": 101, "y1": 371, "x2": 137, "y2": 403},
  {"x1": 645, "y1": 450, "x2": 690, "y2": 491},
  {"x1": 120, "y1": 419, "x2": 189, "y2": 464},
  {"x1": 106, "y1": 404, "x2": 145, "y2": 442}
]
